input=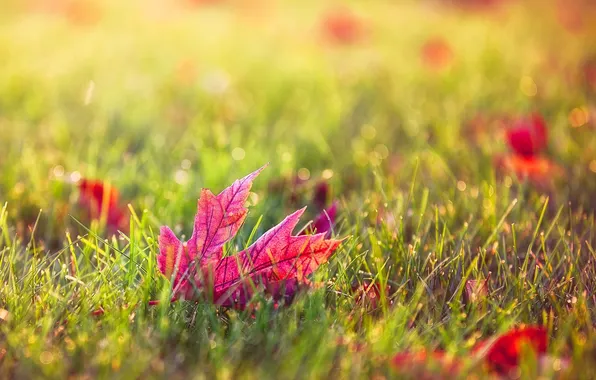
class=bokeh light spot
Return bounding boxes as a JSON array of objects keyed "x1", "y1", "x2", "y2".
[
  {"x1": 39, "y1": 351, "x2": 54, "y2": 365},
  {"x1": 297, "y1": 168, "x2": 311, "y2": 181},
  {"x1": 569, "y1": 107, "x2": 589, "y2": 128},
  {"x1": 231, "y1": 147, "x2": 245, "y2": 161},
  {"x1": 52, "y1": 165, "x2": 65, "y2": 178},
  {"x1": 174, "y1": 170, "x2": 189, "y2": 185},
  {"x1": 361, "y1": 125, "x2": 377, "y2": 140},
  {"x1": 70, "y1": 171, "x2": 81, "y2": 183}
]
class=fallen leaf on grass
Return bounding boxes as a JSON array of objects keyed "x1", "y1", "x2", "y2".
[
  {"x1": 494, "y1": 154, "x2": 563, "y2": 185},
  {"x1": 268, "y1": 174, "x2": 339, "y2": 238},
  {"x1": 78, "y1": 179, "x2": 129, "y2": 233},
  {"x1": 389, "y1": 325, "x2": 560, "y2": 377},
  {"x1": 28, "y1": 0, "x2": 101, "y2": 25},
  {"x1": 555, "y1": 0, "x2": 586, "y2": 34},
  {"x1": 391, "y1": 350, "x2": 462, "y2": 379},
  {"x1": 495, "y1": 113, "x2": 564, "y2": 186},
  {"x1": 312, "y1": 180, "x2": 330, "y2": 210},
  {"x1": 505, "y1": 113, "x2": 548, "y2": 158},
  {"x1": 158, "y1": 165, "x2": 342, "y2": 308},
  {"x1": 420, "y1": 37, "x2": 453, "y2": 71},
  {"x1": 351, "y1": 280, "x2": 392, "y2": 311},
  {"x1": 321, "y1": 7, "x2": 365, "y2": 45},
  {"x1": 301, "y1": 202, "x2": 338, "y2": 238},
  {"x1": 473, "y1": 325, "x2": 548, "y2": 375}
]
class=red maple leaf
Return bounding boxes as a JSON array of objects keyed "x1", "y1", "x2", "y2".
[
  {"x1": 493, "y1": 154, "x2": 563, "y2": 185},
  {"x1": 351, "y1": 280, "x2": 392, "y2": 311},
  {"x1": 505, "y1": 113, "x2": 548, "y2": 158},
  {"x1": 420, "y1": 37, "x2": 454, "y2": 71},
  {"x1": 78, "y1": 179, "x2": 128, "y2": 233},
  {"x1": 158, "y1": 165, "x2": 342, "y2": 308},
  {"x1": 29, "y1": 0, "x2": 102, "y2": 25},
  {"x1": 389, "y1": 326, "x2": 554, "y2": 377},
  {"x1": 473, "y1": 325, "x2": 548, "y2": 375},
  {"x1": 495, "y1": 112, "x2": 564, "y2": 186},
  {"x1": 321, "y1": 8, "x2": 365, "y2": 45},
  {"x1": 312, "y1": 180, "x2": 330, "y2": 210},
  {"x1": 301, "y1": 202, "x2": 338, "y2": 238},
  {"x1": 390, "y1": 350, "x2": 462, "y2": 378}
]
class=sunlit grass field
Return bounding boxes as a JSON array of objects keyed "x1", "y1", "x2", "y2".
[{"x1": 1, "y1": 0, "x2": 596, "y2": 378}]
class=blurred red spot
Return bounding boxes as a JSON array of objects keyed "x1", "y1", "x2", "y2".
[
  {"x1": 505, "y1": 113, "x2": 548, "y2": 158},
  {"x1": 494, "y1": 154, "x2": 561, "y2": 184},
  {"x1": 391, "y1": 350, "x2": 462, "y2": 376},
  {"x1": 78, "y1": 179, "x2": 128, "y2": 233},
  {"x1": 495, "y1": 112, "x2": 565, "y2": 186},
  {"x1": 474, "y1": 326, "x2": 548, "y2": 375},
  {"x1": 322, "y1": 8, "x2": 365, "y2": 45},
  {"x1": 556, "y1": 0, "x2": 584, "y2": 33},
  {"x1": 91, "y1": 307, "x2": 104, "y2": 316},
  {"x1": 65, "y1": 0, "x2": 100, "y2": 25},
  {"x1": 583, "y1": 57, "x2": 596, "y2": 94},
  {"x1": 421, "y1": 37, "x2": 453, "y2": 71},
  {"x1": 302, "y1": 202, "x2": 338, "y2": 238},
  {"x1": 351, "y1": 280, "x2": 392, "y2": 311},
  {"x1": 29, "y1": 0, "x2": 101, "y2": 25},
  {"x1": 312, "y1": 181, "x2": 330, "y2": 210}
]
